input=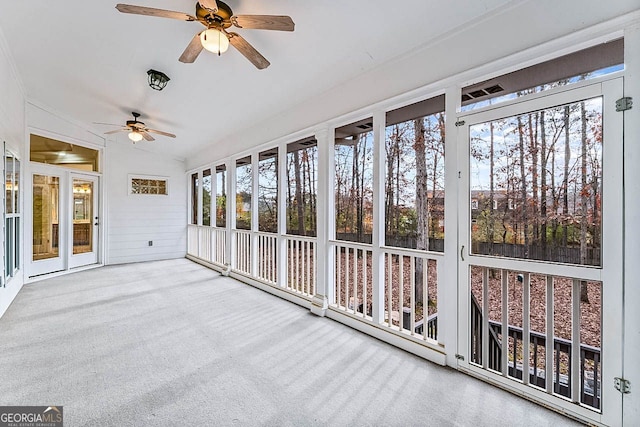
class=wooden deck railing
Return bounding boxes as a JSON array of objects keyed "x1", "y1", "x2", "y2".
[{"x1": 470, "y1": 294, "x2": 600, "y2": 410}]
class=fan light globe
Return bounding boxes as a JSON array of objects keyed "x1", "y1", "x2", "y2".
[
  {"x1": 200, "y1": 28, "x2": 229, "y2": 54},
  {"x1": 128, "y1": 131, "x2": 144, "y2": 142}
]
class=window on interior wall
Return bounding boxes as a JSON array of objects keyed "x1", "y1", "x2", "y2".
[
  {"x1": 190, "y1": 172, "x2": 198, "y2": 225},
  {"x1": 129, "y1": 176, "x2": 168, "y2": 195},
  {"x1": 384, "y1": 95, "x2": 445, "y2": 252},
  {"x1": 235, "y1": 156, "x2": 252, "y2": 230},
  {"x1": 202, "y1": 169, "x2": 212, "y2": 226},
  {"x1": 258, "y1": 149, "x2": 278, "y2": 233},
  {"x1": 286, "y1": 138, "x2": 317, "y2": 236},
  {"x1": 5, "y1": 148, "x2": 21, "y2": 281},
  {"x1": 335, "y1": 118, "x2": 374, "y2": 244},
  {"x1": 216, "y1": 165, "x2": 226, "y2": 227},
  {"x1": 460, "y1": 39, "x2": 623, "y2": 111},
  {"x1": 30, "y1": 134, "x2": 100, "y2": 172}
]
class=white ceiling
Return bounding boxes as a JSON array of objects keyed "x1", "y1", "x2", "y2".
[{"x1": 0, "y1": 0, "x2": 515, "y2": 160}]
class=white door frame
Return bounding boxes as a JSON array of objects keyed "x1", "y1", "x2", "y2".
[
  {"x1": 27, "y1": 165, "x2": 102, "y2": 278},
  {"x1": 455, "y1": 77, "x2": 623, "y2": 426},
  {"x1": 68, "y1": 173, "x2": 100, "y2": 269},
  {"x1": 28, "y1": 164, "x2": 67, "y2": 277}
]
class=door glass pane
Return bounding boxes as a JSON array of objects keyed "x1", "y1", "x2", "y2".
[
  {"x1": 335, "y1": 118, "x2": 374, "y2": 244},
  {"x1": 203, "y1": 169, "x2": 211, "y2": 226},
  {"x1": 235, "y1": 156, "x2": 252, "y2": 230},
  {"x1": 73, "y1": 179, "x2": 93, "y2": 254},
  {"x1": 33, "y1": 174, "x2": 59, "y2": 260},
  {"x1": 5, "y1": 154, "x2": 13, "y2": 214},
  {"x1": 258, "y1": 149, "x2": 278, "y2": 233},
  {"x1": 191, "y1": 173, "x2": 198, "y2": 224},
  {"x1": 286, "y1": 138, "x2": 317, "y2": 236},
  {"x1": 14, "y1": 158, "x2": 20, "y2": 213},
  {"x1": 469, "y1": 97, "x2": 603, "y2": 266},
  {"x1": 216, "y1": 165, "x2": 226, "y2": 227},
  {"x1": 385, "y1": 96, "x2": 445, "y2": 251}
]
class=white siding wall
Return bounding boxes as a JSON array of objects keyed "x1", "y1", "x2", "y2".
[
  {"x1": 105, "y1": 142, "x2": 186, "y2": 265},
  {"x1": 0, "y1": 26, "x2": 25, "y2": 317}
]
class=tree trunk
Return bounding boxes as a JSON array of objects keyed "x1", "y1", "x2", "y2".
[
  {"x1": 414, "y1": 118, "x2": 427, "y2": 304},
  {"x1": 517, "y1": 116, "x2": 529, "y2": 256},
  {"x1": 489, "y1": 121, "x2": 495, "y2": 251},
  {"x1": 385, "y1": 132, "x2": 396, "y2": 239},
  {"x1": 352, "y1": 137, "x2": 362, "y2": 241},
  {"x1": 563, "y1": 105, "x2": 570, "y2": 247},
  {"x1": 540, "y1": 110, "x2": 548, "y2": 258},
  {"x1": 310, "y1": 149, "x2": 317, "y2": 234},
  {"x1": 293, "y1": 150, "x2": 305, "y2": 235},
  {"x1": 529, "y1": 113, "x2": 539, "y2": 243},
  {"x1": 580, "y1": 102, "x2": 589, "y2": 302}
]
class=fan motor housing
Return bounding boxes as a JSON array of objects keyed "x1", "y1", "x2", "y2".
[
  {"x1": 126, "y1": 120, "x2": 145, "y2": 128},
  {"x1": 196, "y1": 1, "x2": 233, "y2": 24}
]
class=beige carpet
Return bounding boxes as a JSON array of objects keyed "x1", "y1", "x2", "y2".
[{"x1": 0, "y1": 258, "x2": 581, "y2": 426}]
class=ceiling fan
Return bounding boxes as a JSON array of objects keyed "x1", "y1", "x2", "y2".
[
  {"x1": 115, "y1": 1, "x2": 295, "y2": 69},
  {"x1": 99, "y1": 112, "x2": 176, "y2": 143}
]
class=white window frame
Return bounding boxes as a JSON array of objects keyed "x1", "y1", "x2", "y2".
[{"x1": 128, "y1": 174, "x2": 169, "y2": 196}]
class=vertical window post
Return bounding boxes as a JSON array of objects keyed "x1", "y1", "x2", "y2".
[
  {"x1": 277, "y1": 141, "x2": 288, "y2": 289},
  {"x1": 311, "y1": 126, "x2": 332, "y2": 315},
  {"x1": 251, "y1": 154, "x2": 259, "y2": 278},
  {"x1": 371, "y1": 110, "x2": 386, "y2": 324}
]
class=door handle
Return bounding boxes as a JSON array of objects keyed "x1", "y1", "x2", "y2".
[{"x1": 460, "y1": 245, "x2": 465, "y2": 261}]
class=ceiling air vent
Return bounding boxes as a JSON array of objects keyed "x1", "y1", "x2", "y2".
[
  {"x1": 463, "y1": 84, "x2": 505, "y2": 101},
  {"x1": 300, "y1": 140, "x2": 317, "y2": 146},
  {"x1": 484, "y1": 84, "x2": 504, "y2": 94},
  {"x1": 356, "y1": 122, "x2": 373, "y2": 130}
]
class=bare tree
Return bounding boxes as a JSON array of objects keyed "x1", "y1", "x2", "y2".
[
  {"x1": 293, "y1": 150, "x2": 305, "y2": 235},
  {"x1": 414, "y1": 118, "x2": 427, "y2": 303}
]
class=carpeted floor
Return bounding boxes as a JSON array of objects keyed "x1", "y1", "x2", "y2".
[{"x1": 0, "y1": 258, "x2": 581, "y2": 426}]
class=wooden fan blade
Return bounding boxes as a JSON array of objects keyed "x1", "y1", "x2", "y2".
[
  {"x1": 146, "y1": 128, "x2": 176, "y2": 138},
  {"x1": 231, "y1": 15, "x2": 294, "y2": 31},
  {"x1": 199, "y1": 0, "x2": 218, "y2": 12},
  {"x1": 104, "y1": 128, "x2": 129, "y2": 135},
  {"x1": 141, "y1": 132, "x2": 155, "y2": 142},
  {"x1": 227, "y1": 32, "x2": 270, "y2": 70},
  {"x1": 115, "y1": 4, "x2": 195, "y2": 21},
  {"x1": 94, "y1": 122, "x2": 122, "y2": 126},
  {"x1": 179, "y1": 33, "x2": 204, "y2": 63}
]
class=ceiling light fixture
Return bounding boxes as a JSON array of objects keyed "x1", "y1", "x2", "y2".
[
  {"x1": 200, "y1": 28, "x2": 229, "y2": 55},
  {"x1": 147, "y1": 69, "x2": 170, "y2": 91},
  {"x1": 128, "y1": 131, "x2": 144, "y2": 143}
]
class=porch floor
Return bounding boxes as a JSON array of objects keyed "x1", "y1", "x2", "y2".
[{"x1": 0, "y1": 259, "x2": 581, "y2": 426}]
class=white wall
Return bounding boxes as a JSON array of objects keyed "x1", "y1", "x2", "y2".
[
  {"x1": 105, "y1": 142, "x2": 186, "y2": 265},
  {"x1": 0, "y1": 25, "x2": 25, "y2": 317}
]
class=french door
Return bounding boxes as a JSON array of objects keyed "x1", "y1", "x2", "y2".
[
  {"x1": 456, "y1": 78, "x2": 623, "y2": 426},
  {"x1": 30, "y1": 167, "x2": 100, "y2": 277},
  {"x1": 68, "y1": 174, "x2": 99, "y2": 268}
]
